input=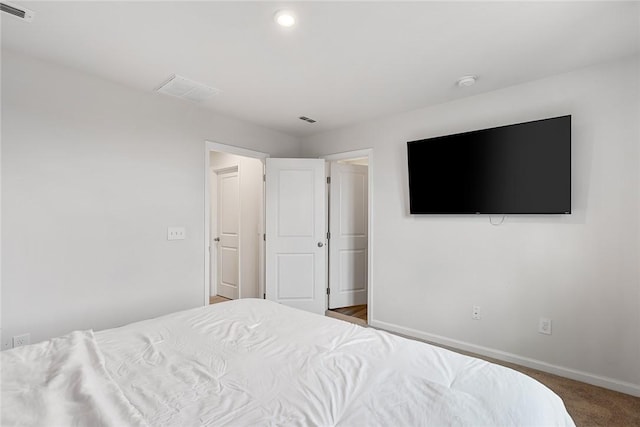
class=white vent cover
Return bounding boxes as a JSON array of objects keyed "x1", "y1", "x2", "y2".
[
  {"x1": 156, "y1": 74, "x2": 220, "y2": 102},
  {"x1": 1, "y1": 2, "x2": 35, "y2": 22}
]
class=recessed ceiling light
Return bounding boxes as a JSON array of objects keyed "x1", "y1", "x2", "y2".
[
  {"x1": 457, "y1": 75, "x2": 478, "y2": 87},
  {"x1": 274, "y1": 9, "x2": 296, "y2": 27}
]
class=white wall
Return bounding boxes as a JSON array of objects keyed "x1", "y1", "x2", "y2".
[
  {"x1": 210, "y1": 151, "x2": 263, "y2": 299},
  {"x1": 1, "y1": 50, "x2": 300, "y2": 348},
  {"x1": 302, "y1": 56, "x2": 640, "y2": 395}
]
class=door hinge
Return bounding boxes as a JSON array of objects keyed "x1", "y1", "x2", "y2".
[
  {"x1": 263, "y1": 174, "x2": 266, "y2": 182},
  {"x1": 263, "y1": 233, "x2": 266, "y2": 241},
  {"x1": 263, "y1": 293, "x2": 266, "y2": 299},
  {"x1": 327, "y1": 287, "x2": 330, "y2": 295},
  {"x1": 326, "y1": 176, "x2": 331, "y2": 184},
  {"x1": 327, "y1": 231, "x2": 331, "y2": 240}
]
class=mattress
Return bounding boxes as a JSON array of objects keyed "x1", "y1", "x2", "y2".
[{"x1": 2, "y1": 298, "x2": 575, "y2": 426}]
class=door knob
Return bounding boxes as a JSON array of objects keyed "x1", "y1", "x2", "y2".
[
  {"x1": 317, "y1": 242, "x2": 324, "y2": 247},
  {"x1": 214, "y1": 237, "x2": 220, "y2": 242}
]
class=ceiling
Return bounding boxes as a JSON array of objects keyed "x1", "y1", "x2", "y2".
[{"x1": 2, "y1": 1, "x2": 639, "y2": 137}]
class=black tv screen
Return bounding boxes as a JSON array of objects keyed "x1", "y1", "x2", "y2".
[{"x1": 407, "y1": 115, "x2": 571, "y2": 214}]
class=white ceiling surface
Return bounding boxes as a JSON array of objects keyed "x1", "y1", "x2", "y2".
[{"x1": 2, "y1": 1, "x2": 639, "y2": 137}]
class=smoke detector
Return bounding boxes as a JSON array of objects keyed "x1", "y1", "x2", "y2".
[
  {"x1": 155, "y1": 74, "x2": 220, "y2": 102},
  {"x1": 457, "y1": 75, "x2": 478, "y2": 87},
  {"x1": 1, "y1": 2, "x2": 35, "y2": 22}
]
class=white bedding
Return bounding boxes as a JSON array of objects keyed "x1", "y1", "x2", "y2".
[
  {"x1": 2, "y1": 299, "x2": 575, "y2": 426},
  {"x1": 1, "y1": 330, "x2": 147, "y2": 427}
]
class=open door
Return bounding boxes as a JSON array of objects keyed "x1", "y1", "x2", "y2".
[
  {"x1": 328, "y1": 162, "x2": 368, "y2": 309},
  {"x1": 265, "y1": 158, "x2": 326, "y2": 314},
  {"x1": 214, "y1": 167, "x2": 240, "y2": 300}
]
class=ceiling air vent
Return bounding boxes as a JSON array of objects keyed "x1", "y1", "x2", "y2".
[
  {"x1": 299, "y1": 116, "x2": 317, "y2": 124},
  {"x1": 155, "y1": 74, "x2": 220, "y2": 102},
  {"x1": 1, "y1": 2, "x2": 35, "y2": 22}
]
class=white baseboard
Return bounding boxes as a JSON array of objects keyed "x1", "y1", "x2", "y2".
[{"x1": 369, "y1": 319, "x2": 640, "y2": 398}]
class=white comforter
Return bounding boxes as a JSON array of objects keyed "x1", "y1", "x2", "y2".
[
  {"x1": 2, "y1": 299, "x2": 575, "y2": 426},
  {"x1": 1, "y1": 330, "x2": 147, "y2": 427}
]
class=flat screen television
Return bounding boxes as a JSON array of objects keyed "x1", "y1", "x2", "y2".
[{"x1": 407, "y1": 115, "x2": 571, "y2": 214}]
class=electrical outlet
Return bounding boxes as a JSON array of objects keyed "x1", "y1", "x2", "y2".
[
  {"x1": 167, "y1": 227, "x2": 186, "y2": 241},
  {"x1": 538, "y1": 318, "x2": 552, "y2": 335},
  {"x1": 472, "y1": 306, "x2": 481, "y2": 320},
  {"x1": 13, "y1": 333, "x2": 30, "y2": 348},
  {"x1": 2, "y1": 338, "x2": 13, "y2": 350}
]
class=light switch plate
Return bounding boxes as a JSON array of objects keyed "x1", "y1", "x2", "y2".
[{"x1": 167, "y1": 227, "x2": 186, "y2": 240}]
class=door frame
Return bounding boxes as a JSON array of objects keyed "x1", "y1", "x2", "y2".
[
  {"x1": 211, "y1": 165, "x2": 240, "y2": 299},
  {"x1": 204, "y1": 141, "x2": 269, "y2": 306},
  {"x1": 321, "y1": 149, "x2": 373, "y2": 324}
]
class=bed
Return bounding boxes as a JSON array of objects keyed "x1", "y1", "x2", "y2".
[{"x1": 2, "y1": 298, "x2": 575, "y2": 426}]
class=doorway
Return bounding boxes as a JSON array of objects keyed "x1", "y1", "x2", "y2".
[
  {"x1": 204, "y1": 142, "x2": 269, "y2": 306},
  {"x1": 204, "y1": 143, "x2": 373, "y2": 325},
  {"x1": 211, "y1": 165, "x2": 240, "y2": 300},
  {"x1": 325, "y1": 155, "x2": 369, "y2": 325}
]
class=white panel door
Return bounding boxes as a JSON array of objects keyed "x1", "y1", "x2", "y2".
[
  {"x1": 329, "y1": 162, "x2": 368, "y2": 309},
  {"x1": 216, "y1": 168, "x2": 239, "y2": 299},
  {"x1": 265, "y1": 158, "x2": 326, "y2": 314}
]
